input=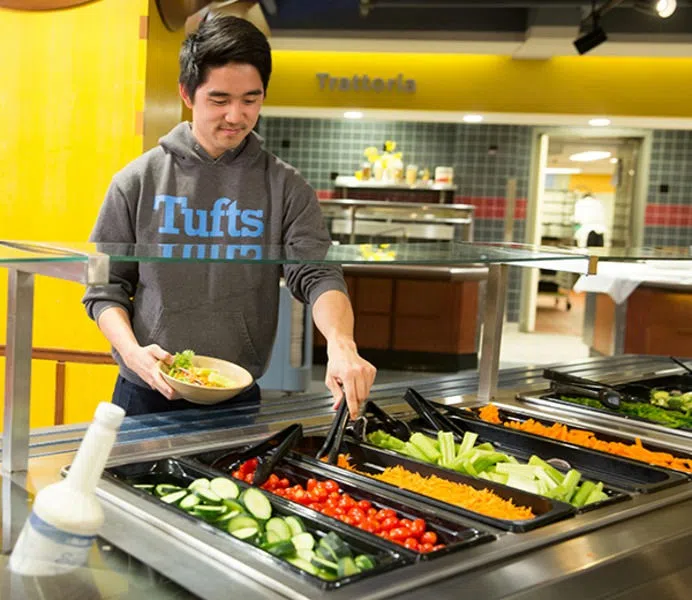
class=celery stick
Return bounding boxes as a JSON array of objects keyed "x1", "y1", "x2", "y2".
[
  {"x1": 559, "y1": 470, "x2": 582, "y2": 502},
  {"x1": 506, "y1": 473, "x2": 539, "y2": 495},
  {"x1": 409, "y1": 433, "x2": 441, "y2": 462},
  {"x1": 473, "y1": 452, "x2": 509, "y2": 474},
  {"x1": 584, "y1": 482, "x2": 606, "y2": 506},
  {"x1": 495, "y1": 463, "x2": 540, "y2": 477},
  {"x1": 534, "y1": 467, "x2": 559, "y2": 491},
  {"x1": 438, "y1": 431, "x2": 456, "y2": 467},
  {"x1": 528, "y1": 455, "x2": 565, "y2": 485},
  {"x1": 402, "y1": 441, "x2": 431, "y2": 463},
  {"x1": 571, "y1": 480, "x2": 596, "y2": 507},
  {"x1": 475, "y1": 442, "x2": 495, "y2": 452},
  {"x1": 456, "y1": 432, "x2": 478, "y2": 458},
  {"x1": 488, "y1": 471, "x2": 508, "y2": 484},
  {"x1": 462, "y1": 459, "x2": 478, "y2": 477}
]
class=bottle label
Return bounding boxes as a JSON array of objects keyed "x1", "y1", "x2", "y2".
[{"x1": 10, "y1": 512, "x2": 97, "y2": 575}]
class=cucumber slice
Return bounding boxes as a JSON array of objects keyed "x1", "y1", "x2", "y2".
[
  {"x1": 284, "y1": 516, "x2": 306, "y2": 536},
  {"x1": 241, "y1": 488, "x2": 272, "y2": 521},
  {"x1": 354, "y1": 555, "x2": 376, "y2": 571},
  {"x1": 188, "y1": 478, "x2": 210, "y2": 491},
  {"x1": 231, "y1": 527, "x2": 260, "y2": 541},
  {"x1": 227, "y1": 515, "x2": 260, "y2": 536},
  {"x1": 191, "y1": 505, "x2": 228, "y2": 521},
  {"x1": 160, "y1": 490, "x2": 188, "y2": 505},
  {"x1": 222, "y1": 499, "x2": 245, "y2": 518},
  {"x1": 337, "y1": 556, "x2": 360, "y2": 578},
  {"x1": 262, "y1": 540, "x2": 296, "y2": 558},
  {"x1": 133, "y1": 484, "x2": 155, "y2": 492},
  {"x1": 179, "y1": 494, "x2": 201, "y2": 511},
  {"x1": 210, "y1": 477, "x2": 240, "y2": 500},
  {"x1": 195, "y1": 488, "x2": 223, "y2": 505},
  {"x1": 155, "y1": 484, "x2": 182, "y2": 497},
  {"x1": 311, "y1": 555, "x2": 338, "y2": 573},
  {"x1": 319, "y1": 532, "x2": 352, "y2": 561},
  {"x1": 265, "y1": 517, "x2": 292, "y2": 543},
  {"x1": 287, "y1": 557, "x2": 319, "y2": 576},
  {"x1": 291, "y1": 532, "x2": 315, "y2": 551},
  {"x1": 297, "y1": 548, "x2": 315, "y2": 562}
]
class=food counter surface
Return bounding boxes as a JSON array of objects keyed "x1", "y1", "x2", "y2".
[{"x1": 2, "y1": 354, "x2": 691, "y2": 599}]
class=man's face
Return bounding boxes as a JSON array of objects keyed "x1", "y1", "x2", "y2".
[{"x1": 180, "y1": 62, "x2": 264, "y2": 159}]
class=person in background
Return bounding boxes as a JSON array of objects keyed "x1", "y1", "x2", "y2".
[{"x1": 83, "y1": 15, "x2": 375, "y2": 418}]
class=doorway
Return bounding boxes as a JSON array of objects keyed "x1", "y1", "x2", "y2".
[{"x1": 519, "y1": 128, "x2": 650, "y2": 338}]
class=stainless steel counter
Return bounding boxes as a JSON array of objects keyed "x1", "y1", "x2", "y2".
[{"x1": 2, "y1": 355, "x2": 691, "y2": 599}]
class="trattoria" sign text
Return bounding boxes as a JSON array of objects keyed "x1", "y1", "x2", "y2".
[{"x1": 316, "y1": 73, "x2": 416, "y2": 94}]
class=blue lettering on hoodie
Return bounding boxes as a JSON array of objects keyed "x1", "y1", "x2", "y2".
[
  {"x1": 154, "y1": 195, "x2": 265, "y2": 239},
  {"x1": 154, "y1": 194, "x2": 265, "y2": 258}
]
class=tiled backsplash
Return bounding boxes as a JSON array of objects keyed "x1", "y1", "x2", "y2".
[
  {"x1": 259, "y1": 117, "x2": 691, "y2": 320},
  {"x1": 645, "y1": 130, "x2": 692, "y2": 247}
]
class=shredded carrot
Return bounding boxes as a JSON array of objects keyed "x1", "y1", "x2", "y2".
[
  {"x1": 477, "y1": 404, "x2": 692, "y2": 474},
  {"x1": 337, "y1": 455, "x2": 535, "y2": 521}
]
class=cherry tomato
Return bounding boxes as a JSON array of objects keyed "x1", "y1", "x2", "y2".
[
  {"x1": 419, "y1": 543, "x2": 434, "y2": 553},
  {"x1": 244, "y1": 473, "x2": 254, "y2": 483},
  {"x1": 399, "y1": 518, "x2": 412, "y2": 530},
  {"x1": 409, "y1": 519, "x2": 426, "y2": 539},
  {"x1": 279, "y1": 478, "x2": 290, "y2": 488},
  {"x1": 432, "y1": 544, "x2": 445, "y2": 552},
  {"x1": 306, "y1": 478, "x2": 318, "y2": 491},
  {"x1": 357, "y1": 499, "x2": 372, "y2": 511},
  {"x1": 334, "y1": 507, "x2": 346, "y2": 516},
  {"x1": 313, "y1": 484, "x2": 329, "y2": 501},
  {"x1": 367, "y1": 508, "x2": 378, "y2": 518},
  {"x1": 266, "y1": 474, "x2": 280, "y2": 488},
  {"x1": 231, "y1": 470, "x2": 242, "y2": 479},
  {"x1": 342, "y1": 516, "x2": 355, "y2": 526},
  {"x1": 380, "y1": 517, "x2": 398, "y2": 532},
  {"x1": 347, "y1": 507, "x2": 366, "y2": 524},
  {"x1": 324, "y1": 480, "x2": 339, "y2": 493},
  {"x1": 420, "y1": 531, "x2": 438, "y2": 545},
  {"x1": 376, "y1": 508, "x2": 396, "y2": 521},
  {"x1": 360, "y1": 521, "x2": 377, "y2": 534},
  {"x1": 404, "y1": 538, "x2": 419, "y2": 551},
  {"x1": 388, "y1": 527, "x2": 409, "y2": 541},
  {"x1": 329, "y1": 491, "x2": 341, "y2": 500}
]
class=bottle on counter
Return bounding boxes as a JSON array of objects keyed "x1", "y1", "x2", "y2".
[{"x1": 9, "y1": 402, "x2": 125, "y2": 577}]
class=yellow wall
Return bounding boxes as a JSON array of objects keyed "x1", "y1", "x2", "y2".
[
  {"x1": 0, "y1": 0, "x2": 183, "y2": 427},
  {"x1": 569, "y1": 174, "x2": 615, "y2": 194},
  {"x1": 267, "y1": 52, "x2": 692, "y2": 118}
]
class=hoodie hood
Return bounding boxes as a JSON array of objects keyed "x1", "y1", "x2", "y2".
[{"x1": 159, "y1": 121, "x2": 263, "y2": 166}]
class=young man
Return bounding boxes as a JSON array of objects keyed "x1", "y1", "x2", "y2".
[{"x1": 83, "y1": 15, "x2": 375, "y2": 418}]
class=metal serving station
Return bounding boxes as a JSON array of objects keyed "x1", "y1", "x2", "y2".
[{"x1": 2, "y1": 241, "x2": 692, "y2": 600}]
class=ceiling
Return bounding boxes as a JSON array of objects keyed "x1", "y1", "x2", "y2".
[{"x1": 262, "y1": 0, "x2": 692, "y2": 58}]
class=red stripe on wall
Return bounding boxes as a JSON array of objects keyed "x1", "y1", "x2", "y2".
[
  {"x1": 317, "y1": 191, "x2": 528, "y2": 219},
  {"x1": 645, "y1": 204, "x2": 692, "y2": 227},
  {"x1": 455, "y1": 196, "x2": 527, "y2": 220}
]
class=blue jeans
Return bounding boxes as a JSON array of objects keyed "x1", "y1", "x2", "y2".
[{"x1": 112, "y1": 375, "x2": 261, "y2": 416}]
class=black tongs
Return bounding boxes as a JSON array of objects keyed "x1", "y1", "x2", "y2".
[
  {"x1": 349, "y1": 400, "x2": 412, "y2": 441},
  {"x1": 316, "y1": 399, "x2": 351, "y2": 466},
  {"x1": 542, "y1": 368, "x2": 636, "y2": 410},
  {"x1": 670, "y1": 356, "x2": 692, "y2": 376},
  {"x1": 403, "y1": 388, "x2": 468, "y2": 438},
  {"x1": 211, "y1": 423, "x2": 303, "y2": 486}
]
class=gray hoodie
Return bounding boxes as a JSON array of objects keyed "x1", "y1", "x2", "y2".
[{"x1": 83, "y1": 122, "x2": 346, "y2": 388}]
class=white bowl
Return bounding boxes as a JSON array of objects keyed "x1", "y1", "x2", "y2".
[{"x1": 159, "y1": 355, "x2": 254, "y2": 405}]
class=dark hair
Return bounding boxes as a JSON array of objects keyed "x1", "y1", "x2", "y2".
[{"x1": 179, "y1": 15, "x2": 272, "y2": 100}]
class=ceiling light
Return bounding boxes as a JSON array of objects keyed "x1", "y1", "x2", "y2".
[
  {"x1": 463, "y1": 114, "x2": 484, "y2": 123},
  {"x1": 343, "y1": 111, "x2": 364, "y2": 120},
  {"x1": 569, "y1": 151, "x2": 612, "y2": 162},
  {"x1": 610, "y1": 157, "x2": 619, "y2": 164},
  {"x1": 545, "y1": 167, "x2": 582, "y2": 175},
  {"x1": 635, "y1": 0, "x2": 677, "y2": 18},
  {"x1": 589, "y1": 117, "x2": 611, "y2": 127}
]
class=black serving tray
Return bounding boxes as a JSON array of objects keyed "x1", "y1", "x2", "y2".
[
  {"x1": 289, "y1": 436, "x2": 576, "y2": 533},
  {"x1": 188, "y1": 446, "x2": 496, "y2": 561},
  {"x1": 537, "y1": 373, "x2": 692, "y2": 433},
  {"x1": 362, "y1": 420, "x2": 630, "y2": 514},
  {"x1": 425, "y1": 405, "x2": 688, "y2": 494},
  {"x1": 104, "y1": 457, "x2": 412, "y2": 590},
  {"x1": 464, "y1": 404, "x2": 692, "y2": 478}
]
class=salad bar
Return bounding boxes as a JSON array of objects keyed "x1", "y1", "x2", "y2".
[{"x1": 4, "y1": 355, "x2": 692, "y2": 600}]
